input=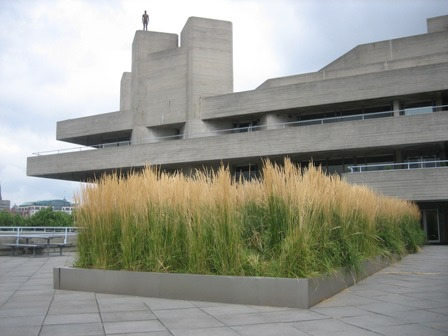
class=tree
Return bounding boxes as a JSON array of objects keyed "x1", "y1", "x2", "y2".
[
  {"x1": 0, "y1": 211, "x2": 26, "y2": 226},
  {"x1": 26, "y1": 208, "x2": 74, "y2": 227}
]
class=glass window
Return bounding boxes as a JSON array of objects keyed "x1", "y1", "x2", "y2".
[
  {"x1": 234, "y1": 165, "x2": 259, "y2": 181},
  {"x1": 327, "y1": 159, "x2": 344, "y2": 175},
  {"x1": 402, "y1": 101, "x2": 434, "y2": 116}
]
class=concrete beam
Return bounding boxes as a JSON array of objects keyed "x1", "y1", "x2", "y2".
[
  {"x1": 56, "y1": 110, "x2": 133, "y2": 145},
  {"x1": 28, "y1": 112, "x2": 448, "y2": 180},
  {"x1": 202, "y1": 63, "x2": 448, "y2": 120},
  {"x1": 343, "y1": 167, "x2": 448, "y2": 201}
]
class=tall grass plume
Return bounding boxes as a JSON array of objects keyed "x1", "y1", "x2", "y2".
[{"x1": 75, "y1": 159, "x2": 425, "y2": 277}]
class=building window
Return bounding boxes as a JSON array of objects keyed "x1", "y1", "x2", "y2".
[
  {"x1": 234, "y1": 165, "x2": 259, "y2": 181},
  {"x1": 401, "y1": 101, "x2": 434, "y2": 116},
  {"x1": 233, "y1": 120, "x2": 259, "y2": 133}
]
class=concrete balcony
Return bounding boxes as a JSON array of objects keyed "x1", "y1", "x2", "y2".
[
  {"x1": 57, "y1": 110, "x2": 132, "y2": 146},
  {"x1": 202, "y1": 62, "x2": 448, "y2": 119},
  {"x1": 28, "y1": 111, "x2": 448, "y2": 181},
  {"x1": 343, "y1": 166, "x2": 448, "y2": 201}
]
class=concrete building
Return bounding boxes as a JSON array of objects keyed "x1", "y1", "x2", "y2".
[
  {"x1": 28, "y1": 15, "x2": 448, "y2": 243},
  {"x1": 13, "y1": 199, "x2": 75, "y2": 217},
  {"x1": 0, "y1": 184, "x2": 11, "y2": 212}
]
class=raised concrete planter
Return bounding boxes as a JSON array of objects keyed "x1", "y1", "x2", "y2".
[{"x1": 54, "y1": 256, "x2": 396, "y2": 308}]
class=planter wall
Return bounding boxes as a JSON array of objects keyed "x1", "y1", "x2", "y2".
[{"x1": 54, "y1": 256, "x2": 396, "y2": 308}]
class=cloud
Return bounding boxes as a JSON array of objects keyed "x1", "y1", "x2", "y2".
[{"x1": 0, "y1": 0, "x2": 447, "y2": 207}]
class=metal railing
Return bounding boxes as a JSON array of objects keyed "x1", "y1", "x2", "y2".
[
  {"x1": 32, "y1": 104, "x2": 448, "y2": 156},
  {"x1": 0, "y1": 227, "x2": 79, "y2": 244},
  {"x1": 347, "y1": 160, "x2": 448, "y2": 173}
]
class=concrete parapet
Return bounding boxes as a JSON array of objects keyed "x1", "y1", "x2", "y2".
[
  {"x1": 53, "y1": 256, "x2": 394, "y2": 308},
  {"x1": 28, "y1": 111, "x2": 448, "y2": 180},
  {"x1": 427, "y1": 15, "x2": 448, "y2": 33},
  {"x1": 343, "y1": 167, "x2": 448, "y2": 201}
]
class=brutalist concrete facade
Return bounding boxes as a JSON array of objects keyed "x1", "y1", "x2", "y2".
[{"x1": 28, "y1": 15, "x2": 448, "y2": 243}]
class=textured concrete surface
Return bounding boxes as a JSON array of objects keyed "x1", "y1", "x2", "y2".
[
  {"x1": 0, "y1": 246, "x2": 447, "y2": 335},
  {"x1": 28, "y1": 111, "x2": 448, "y2": 180},
  {"x1": 343, "y1": 166, "x2": 448, "y2": 201},
  {"x1": 54, "y1": 255, "x2": 393, "y2": 308}
]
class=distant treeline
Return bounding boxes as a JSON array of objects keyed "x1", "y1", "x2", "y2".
[{"x1": 0, "y1": 208, "x2": 74, "y2": 227}]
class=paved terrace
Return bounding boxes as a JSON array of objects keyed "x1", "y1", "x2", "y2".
[{"x1": 0, "y1": 246, "x2": 447, "y2": 336}]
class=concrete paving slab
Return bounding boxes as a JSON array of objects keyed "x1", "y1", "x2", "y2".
[
  {"x1": 379, "y1": 308, "x2": 448, "y2": 323},
  {"x1": 422, "y1": 320, "x2": 448, "y2": 332},
  {"x1": 1, "y1": 325, "x2": 40, "y2": 336},
  {"x1": 43, "y1": 313, "x2": 102, "y2": 325},
  {"x1": 105, "y1": 333, "x2": 171, "y2": 336},
  {"x1": 143, "y1": 297, "x2": 197, "y2": 310},
  {"x1": 310, "y1": 306, "x2": 370, "y2": 318},
  {"x1": 232, "y1": 322, "x2": 309, "y2": 336},
  {"x1": 341, "y1": 313, "x2": 410, "y2": 329},
  {"x1": 171, "y1": 326, "x2": 240, "y2": 336},
  {"x1": 39, "y1": 322, "x2": 105, "y2": 336},
  {"x1": 1, "y1": 247, "x2": 447, "y2": 335},
  {"x1": 292, "y1": 317, "x2": 366, "y2": 335},
  {"x1": 0, "y1": 315, "x2": 45, "y2": 327},
  {"x1": 48, "y1": 299, "x2": 99, "y2": 315},
  {"x1": 200, "y1": 303, "x2": 259, "y2": 316},
  {"x1": 0, "y1": 307, "x2": 48, "y2": 318},
  {"x1": 153, "y1": 307, "x2": 225, "y2": 329},
  {"x1": 371, "y1": 323, "x2": 447, "y2": 336},
  {"x1": 103, "y1": 320, "x2": 167, "y2": 334},
  {"x1": 98, "y1": 301, "x2": 150, "y2": 313},
  {"x1": 100, "y1": 310, "x2": 157, "y2": 322}
]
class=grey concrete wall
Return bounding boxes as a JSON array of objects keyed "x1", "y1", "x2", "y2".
[
  {"x1": 129, "y1": 17, "x2": 233, "y2": 139},
  {"x1": 259, "y1": 113, "x2": 292, "y2": 130},
  {"x1": 28, "y1": 112, "x2": 448, "y2": 181},
  {"x1": 343, "y1": 167, "x2": 448, "y2": 201},
  {"x1": 56, "y1": 110, "x2": 132, "y2": 145},
  {"x1": 258, "y1": 52, "x2": 448, "y2": 90},
  {"x1": 120, "y1": 72, "x2": 132, "y2": 111},
  {"x1": 141, "y1": 48, "x2": 188, "y2": 127},
  {"x1": 322, "y1": 31, "x2": 448, "y2": 71},
  {"x1": 53, "y1": 255, "x2": 394, "y2": 308},
  {"x1": 181, "y1": 17, "x2": 233, "y2": 120},
  {"x1": 427, "y1": 15, "x2": 448, "y2": 33},
  {"x1": 131, "y1": 31, "x2": 179, "y2": 142},
  {"x1": 202, "y1": 62, "x2": 448, "y2": 120}
]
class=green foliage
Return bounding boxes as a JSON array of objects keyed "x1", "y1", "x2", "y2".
[
  {"x1": 27, "y1": 208, "x2": 74, "y2": 227},
  {"x1": 0, "y1": 211, "x2": 26, "y2": 226},
  {"x1": 75, "y1": 160, "x2": 425, "y2": 278},
  {"x1": 0, "y1": 208, "x2": 74, "y2": 227}
]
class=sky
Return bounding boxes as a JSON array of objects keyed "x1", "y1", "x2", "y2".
[{"x1": 0, "y1": 0, "x2": 447, "y2": 207}]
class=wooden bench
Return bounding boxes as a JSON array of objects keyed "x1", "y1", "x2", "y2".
[
  {"x1": 2, "y1": 243, "x2": 45, "y2": 257},
  {"x1": 46, "y1": 243, "x2": 74, "y2": 255}
]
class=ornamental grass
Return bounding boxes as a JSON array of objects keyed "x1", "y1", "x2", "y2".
[{"x1": 75, "y1": 159, "x2": 425, "y2": 278}]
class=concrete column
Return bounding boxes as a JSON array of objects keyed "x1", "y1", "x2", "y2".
[
  {"x1": 440, "y1": 143, "x2": 447, "y2": 160},
  {"x1": 182, "y1": 119, "x2": 209, "y2": 139},
  {"x1": 181, "y1": 17, "x2": 233, "y2": 120},
  {"x1": 120, "y1": 72, "x2": 132, "y2": 111},
  {"x1": 395, "y1": 150, "x2": 403, "y2": 163},
  {"x1": 259, "y1": 113, "x2": 291, "y2": 130},
  {"x1": 393, "y1": 100, "x2": 401, "y2": 117},
  {"x1": 130, "y1": 31, "x2": 179, "y2": 142},
  {"x1": 435, "y1": 92, "x2": 443, "y2": 110}
]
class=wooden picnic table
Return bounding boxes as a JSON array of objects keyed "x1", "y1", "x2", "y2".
[{"x1": 19, "y1": 234, "x2": 67, "y2": 256}]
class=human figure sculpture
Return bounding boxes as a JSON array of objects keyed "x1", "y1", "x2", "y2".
[{"x1": 142, "y1": 10, "x2": 149, "y2": 31}]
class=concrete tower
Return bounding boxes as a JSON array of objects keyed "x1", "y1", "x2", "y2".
[{"x1": 120, "y1": 17, "x2": 233, "y2": 143}]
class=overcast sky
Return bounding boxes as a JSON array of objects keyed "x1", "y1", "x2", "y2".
[{"x1": 0, "y1": 0, "x2": 447, "y2": 207}]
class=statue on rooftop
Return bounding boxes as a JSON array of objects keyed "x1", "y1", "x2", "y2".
[{"x1": 142, "y1": 10, "x2": 149, "y2": 31}]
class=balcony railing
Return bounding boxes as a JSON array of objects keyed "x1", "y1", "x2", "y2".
[
  {"x1": 32, "y1": 104, "x2": 448, "y2": 156},
  {"x1": 347, "y1": 160, "x2": 448, "y2": 173}
]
